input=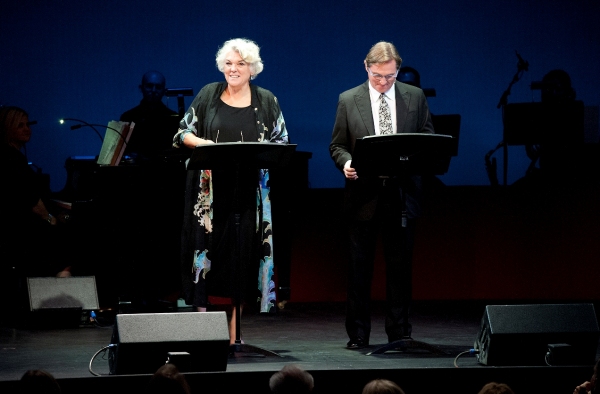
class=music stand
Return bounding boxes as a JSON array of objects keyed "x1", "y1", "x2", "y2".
[
  {"x1": 500, "y1": 101, "x2": 585, "y2": 185},
  {"x1": 188, "y1": 142, "x2": 297, "y2": 358},
  {"x1": 165, "y1": 88, "x2": 194, "y2": 119},
  {"x1": 351, "y1": 133, "x2": 453, "y2": 177},
  {"x1": 351, "y1": 133, "x2": 453, "y2": 356},
  {"x1": 431, "y1": 114, "x2": 461, "y2": 157},
  {"x1": 503, "y1": 101, "x2": 585, "y2": 146}
]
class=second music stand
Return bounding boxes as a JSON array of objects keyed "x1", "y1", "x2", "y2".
[{"x1": 351, "y1": 133, "x2": 454, "y2": 356}]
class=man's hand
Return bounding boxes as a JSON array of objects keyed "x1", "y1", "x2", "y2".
[{"x1": 344, "y1": 160, "x2": 358, "y2": 180}]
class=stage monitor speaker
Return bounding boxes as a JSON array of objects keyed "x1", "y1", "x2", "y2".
[
  {"x1": 474, "y1": 303, "x2": 599, "y2": 366},
  {"x1": 108, "y1": 312, "x2": 230, "y2": 375},
  {"x1": 27, "y1": 276, "x2": 99, "y2": 311}
]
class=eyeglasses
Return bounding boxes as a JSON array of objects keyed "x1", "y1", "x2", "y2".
[{"x1": 367, "y1": 68, "x2": 398, "y2": 82}]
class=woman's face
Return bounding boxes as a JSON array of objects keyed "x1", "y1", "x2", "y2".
[
  {"x1": 8, "y1": 114, "x2": 31, "y2": 146},
  {"x1": 223, "y1": 50, "x2": 252, "y2": 88}
]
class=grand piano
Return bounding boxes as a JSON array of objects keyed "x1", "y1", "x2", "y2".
[{"x1": 55, "y1": 151, "x2": 189, "y2": 311}]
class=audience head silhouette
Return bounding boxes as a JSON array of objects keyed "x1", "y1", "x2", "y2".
[
  {"x1": 269, "y1": 364, "x2": 314, "y2": 394},
  {"x1": 146, "y1": 363, "x2": 191, "y2": 394},
  {"x1": 20, "y1": 369, "x2": 61, "y2": 394},
  {"x1": 362, "y1": 379, "x2": 405, "y2": 394},
  {"x1": 477, "y1": 382, "x2": 515, "y2": 394}
]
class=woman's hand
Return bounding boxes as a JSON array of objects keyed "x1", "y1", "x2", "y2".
[{"x1": 183, "y1": 132, "x2": 214, "y2": 149}]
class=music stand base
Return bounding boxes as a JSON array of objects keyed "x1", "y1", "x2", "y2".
[
  {"x1": 366, "y1": 339, "x2": 447, "y2": 356},
  {"x1": 230, "y1": 342, "x2": 283, "y2": 358}
]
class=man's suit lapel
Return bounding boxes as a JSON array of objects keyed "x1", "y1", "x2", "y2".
[
  {"x1": 395, "y1": 82, "x2": 410, "y2": 134},
  {"x1": 354, "y1": 82, "x2": 375, "y2": 136}
]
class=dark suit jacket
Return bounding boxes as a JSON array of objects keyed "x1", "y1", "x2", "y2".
[{"x1": 329, "y1": 80, "x2": 434, "y2": 220}]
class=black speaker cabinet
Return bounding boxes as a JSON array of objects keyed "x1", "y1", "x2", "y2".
[
  {"x1": 474, "y1": 304, "x2": 599, "y2": 366},
  {"x1": 109, "y1": 312, "x2": 230, "y2": 375}
]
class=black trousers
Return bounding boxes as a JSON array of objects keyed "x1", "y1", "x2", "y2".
[{"x1": 345, "y1": 183, "x2": 415, "y2": 342}]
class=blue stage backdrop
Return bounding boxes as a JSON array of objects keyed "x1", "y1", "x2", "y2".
[{"x1": 2, "y1": 0, "x2": 599, "y2": 191}]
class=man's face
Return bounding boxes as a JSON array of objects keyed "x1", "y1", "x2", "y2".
[
  {"x1": 140, "y1": 73, "x2": 166, "y2": 104},
  {"x1": 366, "y1": 60, "x2": 398, "y2": 94},
  {"x1": 541, "y1": 77, "x2": 571, "y2": 103}
]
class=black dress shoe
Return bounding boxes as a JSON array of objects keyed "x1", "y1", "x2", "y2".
[{"x1": 346, "y1": 338, "x2": 368, "y2": 349}]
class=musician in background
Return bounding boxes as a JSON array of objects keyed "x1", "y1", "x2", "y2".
[
  {"x1": 0, "y1": 106, "x2": 71, "y2": 323},
  {"x1": 397, "y1": 66, "x2": 421, "y2": 88},
  {"x1": 120, "y1": 70, "x2": 180, "y2": 163},
  {"x1": 114, "y1": 71, "x2": 185, "y2": 311},
  {"x1": 525, "y1": 69, "x2": 582, "y2": 182}
]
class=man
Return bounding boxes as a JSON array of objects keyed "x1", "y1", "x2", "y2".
[
  {"x1": 115, "y1": 71, "x2": 184, "y2": 311},
  {"x1": 120, "y1": 70, "x2": 179, "y2": 162},
  {"x1": 525, "y1": 69, "x2": 582, "y2": 181},
  {"x1": 397, "y1": 66, "x2": 421, "y2": 88},
  {"x1": 329, "y1": 41, "x2": 434, "y2": 349}
]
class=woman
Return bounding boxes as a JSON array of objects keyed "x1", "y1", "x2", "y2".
[
  {"x1": 0, "y1": 106, "x2": 57, "y2": 228},
  {"x1": 173, "y1": 38, "x2": 289, "y2": 345},
  {"x1": 0, "y1": 106, "x2": 71, "y2": 322}
]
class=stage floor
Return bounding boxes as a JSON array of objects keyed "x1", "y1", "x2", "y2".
[{"x1": 0, "y1": 301, "x2": 597, "y2": 394}]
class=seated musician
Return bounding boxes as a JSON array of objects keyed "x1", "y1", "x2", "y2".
[{"x1": 0, "y1": 106, "x2": 72, "y2": 321}]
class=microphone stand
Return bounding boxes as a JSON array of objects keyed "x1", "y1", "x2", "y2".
[
  {"x1": 493, "y1": 51, "x2": 529, "y2": 186},
  {"x1": 165, "y1": 88, "x2": 194, "y2": 119}
]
